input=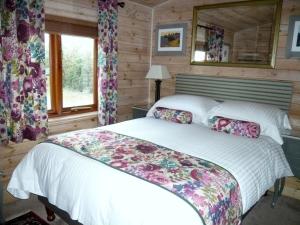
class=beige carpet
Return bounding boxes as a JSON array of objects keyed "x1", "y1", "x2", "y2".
[
  {"x1": 243, "y1": 195, "x2": 300, "y2": 225},
  {"x1": 4, "y1": 194, "x2": 300, "y2": 225}
]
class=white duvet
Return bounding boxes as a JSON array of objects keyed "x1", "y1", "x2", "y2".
[{"x1": 8, "y1": 118, "x2": 293, "y2": 225}]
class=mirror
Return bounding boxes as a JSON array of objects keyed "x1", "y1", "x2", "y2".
[{"x1": 191, "y1": 0, "x2": 282, "y2": 68}]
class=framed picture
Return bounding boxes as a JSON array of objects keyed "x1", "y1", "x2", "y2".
[
  {"x1": 286, "y1": 15, "x2": 300, "y2": 58},
  {"x1": 155, "y1": 23, "x2": 187, "y2": 56}
]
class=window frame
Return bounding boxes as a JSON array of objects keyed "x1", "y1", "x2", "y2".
[{"x1": 46, "y1": 32, "x2": 98, "y2": 117}]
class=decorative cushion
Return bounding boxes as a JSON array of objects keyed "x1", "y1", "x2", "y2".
[
  {"x1": 153, "y1": 107, "x2": 193, "y2": 124},
  {"x1": 147, "y1": 94, "x2": 219, "y2": 125},
  {"x1": 209, "y1": 116, "x2": 261, "y2": 138},
  {"x1": 208, "y1": 100, "x2": 291, "y2": 144}
]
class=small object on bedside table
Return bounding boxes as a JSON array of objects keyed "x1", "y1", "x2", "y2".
[
  {"x1": 272, "y1": 130, "x2": 300, "y2": 207},
  {"x1": 132, "y1": 105, "x2": 152, "y2": 119}
]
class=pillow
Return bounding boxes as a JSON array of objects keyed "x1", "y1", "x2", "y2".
[
  {"x1": 207, "y1": 100, "x2": 292, "y2": 144},
  {"x1": 153, "y1": 107, "x2": 193, "y2": 124},
  {"x1": 147, "y1": 95, "x2": 219, "y2": 125},
  {"x1": 209, "y1": 116, "x2": 261, "y2": 138}
]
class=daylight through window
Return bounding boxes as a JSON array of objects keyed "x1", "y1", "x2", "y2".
[{"x1": 45, "y1": 32, "x2": 97, "y2": 116}]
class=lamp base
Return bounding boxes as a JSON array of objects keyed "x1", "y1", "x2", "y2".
[{"x1": 155, "y1": 80, "x2": 162, "y2": 102}]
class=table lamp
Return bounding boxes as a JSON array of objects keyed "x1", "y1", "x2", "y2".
[{"x1": 146, "y1": 65, "x2": 171, "y2": 102}]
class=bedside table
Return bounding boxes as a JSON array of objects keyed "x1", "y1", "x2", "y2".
[
  {"x1": 132, "y1": 105, "x2": 152, "y2": 119},
  {"x1": 282, "y1": 130, "x2": 300, "y2": 178},
  {"x1": 272, "y1": 130, "x2": 300, "y2": 207}
]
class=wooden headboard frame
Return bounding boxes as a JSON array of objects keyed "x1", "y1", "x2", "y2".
[{"x1": 175, "y1": 74, "x2": 293, "y2": 111}]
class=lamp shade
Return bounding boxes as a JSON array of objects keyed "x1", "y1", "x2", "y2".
[{"x1": 146, "y1": 65, "x2": 171, "y2": 80}]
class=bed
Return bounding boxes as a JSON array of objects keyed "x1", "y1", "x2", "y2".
[{"x1": 7, "y1": 75, "x2": 295, "y2": 225}]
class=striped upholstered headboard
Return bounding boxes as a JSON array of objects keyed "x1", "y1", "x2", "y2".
[{"x1": 175, "y1": 74, "x2": 293, "y2": 111}]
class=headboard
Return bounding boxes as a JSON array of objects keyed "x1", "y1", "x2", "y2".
[{"x1": 175, "y1": 74, "x2": 293, "y2": 111}]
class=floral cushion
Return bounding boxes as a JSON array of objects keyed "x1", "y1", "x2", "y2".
[
  {"x1": 209, "y1": 116, "x2": 261, "y2": 138},
  {"x1": 153, "y1": 107, "x2": 193, "y2": 124}
]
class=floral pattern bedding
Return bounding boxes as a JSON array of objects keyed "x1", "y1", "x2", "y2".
[
  {"x1": 209, "y1": 116, "x2": 260, "y2": 139},
  {"x1": 153, "y1": 107, "x2": 193, "y2": 124},
  {"x1": 46, "y1": 129, "x2": 242, "y2": 225}
]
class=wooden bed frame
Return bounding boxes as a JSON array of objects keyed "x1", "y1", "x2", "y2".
[{"x1": 40, "y1": 74, "x2": 294, "y2": 224}]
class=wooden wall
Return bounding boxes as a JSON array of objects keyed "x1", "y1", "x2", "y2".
[
  {"x1": 151, "y1": 0, "x2": 300, "y2": 130},
  {"x1": 1, "y1": 0, "x2": 151, "y2": 205},
  {"x1": 151, "y1": 0, "x2": 300, "y2": 199}
]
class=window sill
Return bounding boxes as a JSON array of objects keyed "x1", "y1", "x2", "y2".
[{"x1": 49, "y1": 111, "x2": 98, "y2": 126}]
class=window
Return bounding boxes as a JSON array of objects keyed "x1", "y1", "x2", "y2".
[
  {"x1": 61, "y1": 35, "x2": 95, "y2": 108},
  {"x1": 45, "y1": 33, "x2": 52, "y2": 110},
  {"x1": 45, "y1": 18, "x2": 98, "y2": 116}
]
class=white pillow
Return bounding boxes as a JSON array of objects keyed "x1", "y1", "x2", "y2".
[
  {"x1": 147, "y1": 94, "x2": 219, "y2": 125},
  {"x1": 207, "y1": 100, "x2": 292, "y2": 144}
]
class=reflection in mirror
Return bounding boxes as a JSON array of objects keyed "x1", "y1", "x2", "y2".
[{"x1": 191, "y1": 0, "x2": 282, "y2": 68}]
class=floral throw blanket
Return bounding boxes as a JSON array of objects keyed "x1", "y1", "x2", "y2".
[{"x1": 46, "y1": 129, "x2": 242, "y2": 225}]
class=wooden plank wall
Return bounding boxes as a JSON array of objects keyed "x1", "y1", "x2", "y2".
[
  {"x1": 151, "y1": 0, "x2": 300, "y2": 199},
  {"x1": 151, "y1": 0, "x2": 300, "y2": 129},
  {"x1": 1, "y1": 0, "x2": 151, "y2": 204}
]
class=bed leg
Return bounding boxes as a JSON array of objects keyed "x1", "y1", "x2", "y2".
[
  {"x1": 271, "y1": 179, "x2": 279, "y2": 208},
  {"x1": 45, "y1": 206, "x2": 56, "y2": 221},
  {"x1": 278, "y1": 177, "x2": 285, "y2": 196},
  {"x1": 271, "y1": 177, "x2": 285, "y2": 208}
]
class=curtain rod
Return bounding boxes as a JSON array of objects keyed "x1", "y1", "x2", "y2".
[
  {"x1": 197, "y1": 24, "x2": 213, "y2": 30},
  {"x1": 100, "y1": 0, "x2": 125, "y2": 8}
]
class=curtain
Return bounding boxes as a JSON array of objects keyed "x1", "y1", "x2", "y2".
[
  {"x1": 0, "y1": 0, "x2": 48, "y2": 144},
  {"x1": 207, "y1": 25, "x2": 224, "y2": 62},
  {"x1": 97, "y1": 0, "x2": 118, "y2": 126}
]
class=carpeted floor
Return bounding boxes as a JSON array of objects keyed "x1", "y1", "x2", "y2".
[
  {"x1": 4, "y1": 194, "x2": 300, "y2": 225},
  {"x1": 243, "y1": 195, "x2": 300, "y2": 225}
]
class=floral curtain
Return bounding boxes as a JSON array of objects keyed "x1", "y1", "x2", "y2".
[
  {"x1": 97, "y1": 0, "x2": 118, "y2": 126},
  {"x1": 207, "y1": 25, "x2": 224, "y2": 62},
  {"x1": 0, "y1": 0, "x2": 48, "y2": 144}
]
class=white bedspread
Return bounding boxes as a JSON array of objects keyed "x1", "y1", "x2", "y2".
[{"x1": 8, "y1": 118, "x2": 293, "y2": 225}]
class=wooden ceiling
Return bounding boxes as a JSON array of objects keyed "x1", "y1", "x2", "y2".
[{"x1": 129, "y1": 0, "x2": 168, "y2": 7}]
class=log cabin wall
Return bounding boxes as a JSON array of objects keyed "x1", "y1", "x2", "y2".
[
  {"x1": 151, "y1": 0, "x2": 300, "y2": 130},
  {"x1": 150, "y1": 0, "x2": 300, "y2": 199},
  {"x1": 0, "y1": 0, "x2": 151, "y2": 204}
]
